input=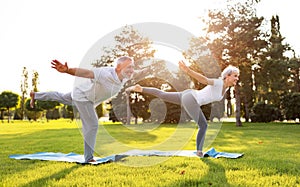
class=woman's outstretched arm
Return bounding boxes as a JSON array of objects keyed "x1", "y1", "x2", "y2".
[{"x1": 178, "y1": 60, "x2": 213, "y2": 85}]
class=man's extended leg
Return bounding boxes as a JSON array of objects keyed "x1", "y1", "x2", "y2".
[{"x1": 30, "y1": 91, "x2": 73, "y2": 107}]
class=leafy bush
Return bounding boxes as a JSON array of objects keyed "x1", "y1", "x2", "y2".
[
  {"x1": 281, "y1": 92, "x2": 300, "y2": 120},
  {"x1": 250, "y1": 102, "x2": 282, "y2": 122}
]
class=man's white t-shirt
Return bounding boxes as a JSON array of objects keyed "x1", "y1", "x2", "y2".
[
  {"x1": 72, "y1": 67, "x2": 127, "y2": 105},
  {"x1": 192, "y1": 78, "x2": 227, "y2": 106}
]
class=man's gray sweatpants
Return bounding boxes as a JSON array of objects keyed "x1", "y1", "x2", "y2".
[{"x1": 34, "y1": 91, "x2": 98, "y2": 162}]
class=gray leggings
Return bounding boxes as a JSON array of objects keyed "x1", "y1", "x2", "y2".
[{"x1": 142, "y1": 87, "x2": 207, "y2": 151}]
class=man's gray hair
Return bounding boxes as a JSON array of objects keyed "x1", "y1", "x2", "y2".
[
  {"x1": 115, "y1": 56, "x2": 134, "y2": 65},
  {"x1": 221, "y1": 65, "x2": 239, "y2": 79}
]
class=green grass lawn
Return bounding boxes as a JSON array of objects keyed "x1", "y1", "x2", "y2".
[{"x1": 0, "y1": 119, "x2": 299, "y2": 187}]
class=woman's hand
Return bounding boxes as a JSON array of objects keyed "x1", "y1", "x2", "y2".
[{"x1": 178, "y1": 60, "x2": 190, "y2": 73}]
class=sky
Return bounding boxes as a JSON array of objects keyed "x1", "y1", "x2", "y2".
[{"x1": 0, "y1": 0, "x2": 299, "y2": 95}]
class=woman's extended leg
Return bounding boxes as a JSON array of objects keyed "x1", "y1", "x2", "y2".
[
  {"x1": 127, "y1": 84, "x2": 182, "y2": 105},
  {"x1": 142, "y1": 87, "x2": 182, "y2": 105}
]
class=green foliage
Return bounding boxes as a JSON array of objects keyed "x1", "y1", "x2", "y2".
[
  {"x1": 209, "y1": 100, "x2": 225, "y2": 121},
  {"x1": 288, "y1": 57, "x2": 300, "y2": 92},
  {"x1": 0, "y1": 91, "x2": 20, "y2": 122},
  {"x1": 61, "y1": 105, "x2": 74, "y2": 120},
  {"x1": 0, "y1": 91, "x2": 19, "y2": 110},
  {"x1": 46, "y1": 109, "x2": 60, "y2": 120},
  {"x1": 131, "y1": 77, "x2": 184, "y2": 124},
  {"x1": 253, "y1": 15, "x2": 291, "y2": 107},
  {"x1": 254, "y1": 59, "x2": 290, "y2": 107},
  {"x1": 38, "y1": 100, "x2": 60, "y2": 110},
  {"x1": 13, "y1": 108, "x2": 22, "y2": 120},
  {"x1": 250, "y1": 102, "x2": 282, "y2": 122},
  {"x1": 281, "y1": 92, "x2": 300, "y2": 120},
  {"x1": 38, "y1": 100, "x2": 61, "y2": 121},
  {"x1": 25, "y1": 110, "x2": 43, "y2": 121},
  {"x1": 202, "y1": 1, "x2": 268, "y2": 125},
  {"x1": 25, "y1": 99, "x2": 43, "y2": 121},
  {"x1": 0, "y1": 121, "x2": 299, "y2": 186},
  {"x1": 95, "y1": 103, "x2": 103, "y2": 118},
  {"x1": 108, "y1": 100, "x2": 128, "y2": 124},
  {"x1": 31, "y1": 70, "x2": 39, "y2": 92}
]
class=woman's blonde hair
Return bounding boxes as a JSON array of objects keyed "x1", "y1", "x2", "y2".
[{"x1": 221, "y1": 65, "x2": 239, "y2": 79}]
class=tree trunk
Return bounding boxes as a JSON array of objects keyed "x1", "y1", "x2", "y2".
[
  {"x1": 7, "y1": 107, "x2": 10, "y2": 123},
  {"x1": 126, "y1": 93, "x2": 131, "y2": 125},
  {"x1": 0, "y1": 110, "x2": 3, "y2": 120},
  {"x1": 244, "y1": 97, "x2": 249, "y2": 122},
  {"x1": 296, "y1": 68, "x2": 300, "y2": 92},
  {"x1": 227, "y1": 100, "x2": 232, "y2": 117},
  {"x1": 235, "y1": 85, "x2": 243, "y2": 126},
  {"x1": 225, "y1": 88, "x2": 232, "y2": 117},
  {"x1": 20, "y1": 95, "x2": 25, "y2": 120}
]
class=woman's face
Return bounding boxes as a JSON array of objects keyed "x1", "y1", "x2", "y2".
[{"x1": 226, "y1": 71, "x2": 239, "y2": 86}]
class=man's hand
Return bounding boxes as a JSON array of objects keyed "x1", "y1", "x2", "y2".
[{"x1": 51, "y1": 59, "x2": 69, "y2": 73}]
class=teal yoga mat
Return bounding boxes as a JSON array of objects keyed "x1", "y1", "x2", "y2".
[{"x1": 9, "y1": 148, "x2": 243, "y2": 165}]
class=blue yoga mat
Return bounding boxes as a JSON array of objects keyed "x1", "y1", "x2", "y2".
[
  {"x1": 9, "y1": 152, "x2": 125, "y2": 165},
  {"x1": 9, "y1": 148, "x2": 243, "y2": 165},
  {"x1": 121, "y1": 148, "x2": 243, "y2": 159}
]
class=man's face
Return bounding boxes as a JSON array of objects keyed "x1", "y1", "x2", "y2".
[{"x1": 120, "y1": 60, "x2": 135, "y2": 79}]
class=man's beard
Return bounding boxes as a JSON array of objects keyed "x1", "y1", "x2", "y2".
[{"x1": 121, "y1": 70, "x2": 133, "y2": 79}]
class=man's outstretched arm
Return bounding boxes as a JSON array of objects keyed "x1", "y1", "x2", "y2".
[{"x1": 51, "y1": 59, "x2": 94, "y2": 79}]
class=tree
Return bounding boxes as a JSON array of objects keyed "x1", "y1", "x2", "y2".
[
  {"x1": 250, "y1": 101, "x2": 282, "y2": 122},
  {"x1": 26, "y1": 70, "x2": 41, "y2": 121},
  {"x1": 130, "y1": 77, "x2": 182, "y2": 124},
  {"x1": 254, "y1": 15, "x2": 291, "y2": 107},
  {"x1": 31, "y1": 70, "x2": 39, "y2": 92},
  {"x1": 0, "y1": 91, "x2": 19, "y2": 122},
  {"x1": 25, "y1": 99, "x2": 43, "y2": 121},
  {"x1": 38, "y1": 100, "x2": 61, "y2": 121},
  {"x1": 203, "y1": 0, "x2": 268, "y2": 126},
  {"x1": 92, "y1": 25, "x2": 156, "y2": 124},
  {"x1": 288, "y1": 57, "x2": 300, "y2": 92},
  {"x1": 20, "y1": 67, "x2": 28, "y2": 120},
  {"x1": 92, "y1": 25, "x2": 155, "y2": 69},
  {"x1": 61, "y1": 104, "x2": 74, "y2": 120},
  {"x1": 184, "y1": 36, "x2": 222, "y2": 120},
  {"x1": 281, "y1": 93, "x2": 300, "y2": 120}
]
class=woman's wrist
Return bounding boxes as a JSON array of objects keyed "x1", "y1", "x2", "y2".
[{"x1": 186, "y1": 68, "x2": 191, "y2": 74}]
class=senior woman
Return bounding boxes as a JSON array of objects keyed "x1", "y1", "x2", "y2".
[{"x1": 126, "y1": 61, "x2": 239, "y2": 157}]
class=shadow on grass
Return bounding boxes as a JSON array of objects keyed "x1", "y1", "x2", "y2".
[
  {"x1": 201, "y1": 159, "x2": 229, "y2": 186},
  {"x1": 19, "y1": 164, "x2": 81, "y2": 187}
]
